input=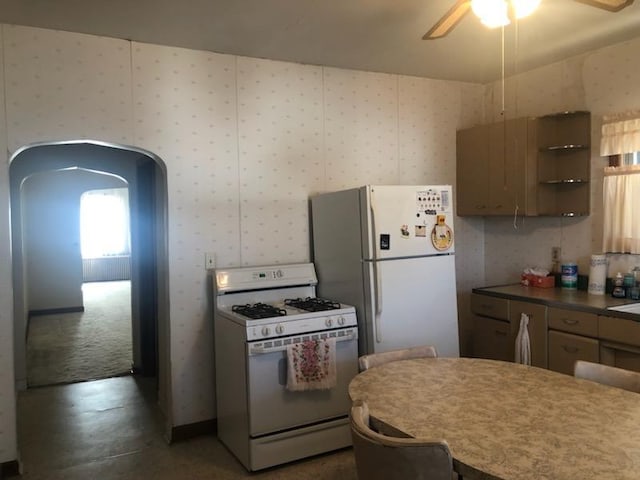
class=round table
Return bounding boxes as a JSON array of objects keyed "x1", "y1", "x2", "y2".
[{"x1": 348, "y1": 357, "x2": 640, "y2": 479}]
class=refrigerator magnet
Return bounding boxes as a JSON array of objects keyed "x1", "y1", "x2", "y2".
[
  {"x1": 415, "y1": 225, "x2": 427, "y2": 237},
  {"x1": 400, "y1": 224, "x2": 410, "y2": 238},
  {"x1": 431, "y1": 215, "x2": 453, "y2": 251}
]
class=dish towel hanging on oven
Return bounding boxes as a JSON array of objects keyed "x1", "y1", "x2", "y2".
[
  {"x1": 515, "y1": 313, "x2": 531, "y2": 365},
  {"x1": 286, "y1": 337, "x2": 337, "y2": 391}
]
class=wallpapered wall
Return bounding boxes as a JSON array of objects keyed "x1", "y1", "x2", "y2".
[
  {"x1": 481, "y1": 36, "x2": 640, "y2": 285},
  {"x1": 0, "y1": 24, "x2": 485, "y2": 461}
]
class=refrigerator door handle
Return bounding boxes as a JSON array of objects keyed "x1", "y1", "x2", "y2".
[
  {"x1": 369, "y1": 187, "x2": 378, "y2": 262},
  {"x1": 370, "y1": 192, "x2": 383, "y2": 343},
  {"x1": 373, "y1": 261, "x2": 383, "y2": 343}
]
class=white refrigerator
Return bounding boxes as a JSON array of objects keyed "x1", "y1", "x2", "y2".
[{"x1": 311, "y1": 185, "x2": 459, "y2": 357}]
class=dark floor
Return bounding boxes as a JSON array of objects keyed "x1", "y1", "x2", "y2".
[{"x1": 16, "y1": 375, "x2": 357, "y2": 479}]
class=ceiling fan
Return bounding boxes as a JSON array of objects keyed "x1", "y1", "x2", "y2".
[{"x1": 423, "y1": 0, "x2": 635, "y2": 39}]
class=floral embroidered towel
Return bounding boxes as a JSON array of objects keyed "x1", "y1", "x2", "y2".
[{"x1": 286, "y1": 337, "x2": 337, "y2": 391}]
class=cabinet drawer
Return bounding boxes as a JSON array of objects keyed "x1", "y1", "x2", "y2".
[
  {"x1": 471, "y1": 294, "x2": 509, "y2": 320},
  {"x1": 548, "y1": 308, "x2": 598, "y2": 337},
  {"x1": 473, "y1": 316, "x2": 512, "y2": 362},
  {"x1": 548, "y1": 330, "x2": 599, "y2": 376},
  {"x1": 599, "y1": 315, "x2": 640, "y2": 348}
]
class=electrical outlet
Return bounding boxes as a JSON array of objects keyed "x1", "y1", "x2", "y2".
[
  {"x1": 552, "y1": 247, "x2": 561, "y2": 263},
  {"x1": 205, "y1": 252, "x2": 216, "y2": 270}
]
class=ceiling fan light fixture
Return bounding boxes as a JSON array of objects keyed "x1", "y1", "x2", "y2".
[
  {"x1": 511, "y1": 0, "x2": 541, "y2": 18},
  {"x1": 471, "y1": 0, "x2": 510, "y2": 28}
]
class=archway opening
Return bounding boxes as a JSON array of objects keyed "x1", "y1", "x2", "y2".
[{"x1": 9, "y1": 140, "x2": 170, "y2": 421}]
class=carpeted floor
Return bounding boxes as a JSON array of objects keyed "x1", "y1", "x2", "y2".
[{"x1": 27, "y1": 281, "x2": 133, "y2": 387}]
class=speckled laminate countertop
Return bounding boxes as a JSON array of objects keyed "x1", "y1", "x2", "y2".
[
  {"x1": 473, "y1": 284, "x2": 640, "y2": 319},
  {"x1": 349, "y1": 357, "x2": 640, "y2": 480}
]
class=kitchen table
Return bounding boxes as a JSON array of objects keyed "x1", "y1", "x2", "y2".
[{"x1": 348, "y1": 357, "x2": 640, "y2": 479}]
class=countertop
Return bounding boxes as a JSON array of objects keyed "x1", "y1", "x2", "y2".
[{"x1": 473, "y1": 284, "x2": 640, "y2": 319}]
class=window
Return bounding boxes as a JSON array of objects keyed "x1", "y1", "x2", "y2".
[
  {"x1": 623, "y1": 152, "x2": 640, "y2": 165},
  {"x1": 80, "y1": 188, "x2": 130, "y2": 258},
  {"x1": 601, "y1": 114, "x2": 640, "y2": 254}
]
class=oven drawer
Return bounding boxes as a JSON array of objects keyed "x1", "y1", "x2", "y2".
[{"x1": 246, "y1": 328, "x2": 359, "y2": 437}]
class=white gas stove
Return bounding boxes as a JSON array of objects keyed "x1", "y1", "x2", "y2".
[{"x1": 213, "y1": 263, "x2": 359, "y2": 471}]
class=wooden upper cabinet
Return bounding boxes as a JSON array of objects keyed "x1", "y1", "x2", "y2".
[
  {"x1": 456, "y1": 117, "x2": 536, "y2": 216},
  {"x1": 457, "y1": 124, "x2": 489, "y2": 215}
]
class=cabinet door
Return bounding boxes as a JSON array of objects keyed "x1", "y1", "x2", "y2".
[
  {"x1": 548, "y1": 330, "x2": 599, "y2": 375},
  {"x1": 473, "y1": 315, "x2": 511, "y2": 362},
  {"x1": 456, "y1": 125, "x2": 489, "y2": 215},
  {"x1": 488, "y1": 118, "x2": 529, "y2": 216},
  {"x1": 509, "y1": 300, "x2": 547, "y2": 368}
]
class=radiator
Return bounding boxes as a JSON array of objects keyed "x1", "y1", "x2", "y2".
[{"x1": 83, "y1": 256, "x2": 131, "y2": 282}]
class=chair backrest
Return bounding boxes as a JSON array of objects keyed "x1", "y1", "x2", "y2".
[
  {"x1": 350, "y1": 400, "x2": 453, "y2": 480},
  {"x1": 358, "y1": 345, "x2": 438, "y2": 372},
  {"x1": 574, "y1": 360, "x2": 640, "y2": 393}
]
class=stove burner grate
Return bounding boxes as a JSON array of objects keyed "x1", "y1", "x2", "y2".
[
  {"x1": 232, "y1": 303, "x2": 287, "y2": 319},
  {"x1": 284, "y1": 297, "x2": 341, "y2": 312}
]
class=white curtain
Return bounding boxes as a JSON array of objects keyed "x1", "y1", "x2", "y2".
[
  {"x1": 600, "y1": 115, "x2": 640, "y2": 156},
  {"x1": 602, "y1": 166, "x2": 640, "y2": 254},
  {"x1": 80, "y1": 188, "x2": 131, "y2": 258}
]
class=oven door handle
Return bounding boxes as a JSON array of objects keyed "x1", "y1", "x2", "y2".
[{"x1": 248, "y1": 330, "x2": 358, "y2": 355}]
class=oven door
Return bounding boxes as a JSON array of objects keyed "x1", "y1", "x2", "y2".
[{"x1": 246, "y1": 327, "x2": 358, "y2": 437}]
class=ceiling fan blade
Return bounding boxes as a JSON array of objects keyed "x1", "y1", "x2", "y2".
[
  {"x1": 573, "y1": 0, "x2": 635, "y2": 12},
  {"x1": 422, "y1": 0, "x2": 471, "y2": 40}
]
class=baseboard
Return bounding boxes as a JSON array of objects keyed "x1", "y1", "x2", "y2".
[
  {"x1": 170, "y1": 419, "x2": 217, "y2": 443},
  {"x1": 29, "y1": 306, "x2": 85, "y2": 317},
  {"x1": 1, "y1": 459, "x2": 20, "y2": 478}
]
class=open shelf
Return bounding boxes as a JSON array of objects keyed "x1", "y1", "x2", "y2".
[{"x1": 535, "y1": 111, "x2": 591, "y2": 217}]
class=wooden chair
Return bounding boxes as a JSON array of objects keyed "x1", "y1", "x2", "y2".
[
  {"x1": 574, "y1": 360, "x2": 640, "y2": 393},
  {"x1": 350, "y1": 399, "x2": 453, "y2": 480},
  {"x1": 358, "y1": 344, "x2": 438, "y2": 372}
]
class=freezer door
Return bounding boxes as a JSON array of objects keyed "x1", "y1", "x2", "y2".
[
  {"x1": 363, "y1": 254, "x2": 460, "y2": 357},
  {"x1": 363, "y1": 185, "x2": 455, "y2": 260}
]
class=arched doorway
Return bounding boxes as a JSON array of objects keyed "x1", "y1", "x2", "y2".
[{"x1": 9, "y1": 140, "x2": 170, "y2": 415}]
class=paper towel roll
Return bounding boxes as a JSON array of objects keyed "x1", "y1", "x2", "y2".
[{"x1": 588, "y1": 254, "x2": 608, "y2": 295}]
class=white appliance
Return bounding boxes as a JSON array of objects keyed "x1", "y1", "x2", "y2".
[
  {"x1": 311, "y1": 185, "x2": 459, "y2": 357},
  {"x1": 213, "y1": 263, "x2": 359, "y2": 471}
]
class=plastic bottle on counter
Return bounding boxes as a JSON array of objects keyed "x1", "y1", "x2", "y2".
[{"x1": 612, "y1": 272, "x2": 626, "y2": 298}]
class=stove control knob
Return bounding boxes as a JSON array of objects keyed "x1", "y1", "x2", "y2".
[
  {"x1": 337, "y1": 316, "x2": 345, "y2": 326},
  {"x1": 261, "y1": 326, "x2": 271, "y2": 337},
  {"x1": 325, "y1": 318, "x2": 333, "y2": 328},
  {"x1": 275, "y1": 324, "x2": 285, "y2": 335}
]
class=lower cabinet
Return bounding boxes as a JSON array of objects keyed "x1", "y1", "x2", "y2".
[
  {"x1": 473, "y1": 292, "x2": 640, "y2": 376},
  {"x1": 599, "y1": 315, "x2": 640, "y2": 372},
  {"x1": 548, "y1": 330, "x2": 599, "y2": 375},
  {"x1": 471, "y1": 295, "x2": 547, "y2": 367},
  {"x1": 473, "y1": 316, "x2": 512, "y2": 362}
]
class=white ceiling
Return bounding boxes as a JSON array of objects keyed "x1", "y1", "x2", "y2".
[{"x1": 0, "y1": 0, "x2": 639, "y2": 83}]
